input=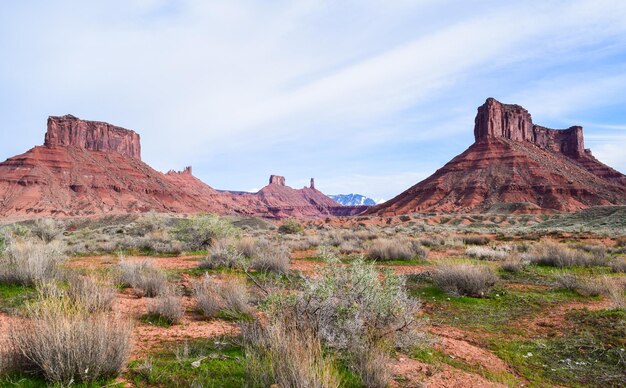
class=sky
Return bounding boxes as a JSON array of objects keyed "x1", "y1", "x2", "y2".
[{"x1": 1, "y1": 0, "x2": 626, "y2": 202}]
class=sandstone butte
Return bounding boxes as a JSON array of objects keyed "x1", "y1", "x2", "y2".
[
  {"x1": 0, "y1": 115, "x2": 366, "y2": 219},
  {"x1": 368, "y1": 98, "x2": 626, "y2": 215}
]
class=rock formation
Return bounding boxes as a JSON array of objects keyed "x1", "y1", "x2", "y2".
[
  {"x1": 474, "y1": 98, "x2": 585, "y2": 158},
  {"x1": 269, "y1": 175, "x2": 286, "y2": 186},
  {"x1": 368, "y1": 98, "x2": 626, "y2": 215},
  {"x1": 45, "y1": 115, "x2": 141, "y2": 159},
  {"x1": 0, "y1": 115, "x2": 347, "y2": 219}
]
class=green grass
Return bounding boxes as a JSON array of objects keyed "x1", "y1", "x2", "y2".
[
  {"x1": 0, "y1": 373, "x2": 123, "y2": 388},
  {"x1": 408, "y1": 280, "x2": 589, "y2": 333},
  {"x1": 492, "y1": 309, "x2": 625, "y2": 387},
  {"x1": 140, "y1": 312, "x2": 175, "y2": 328},
  {"x1": 0, "y1": 283, "x2": 36, "y2": 313},
  {"x1": 128, "y1": 338, "x2": 246, "y2": 387}
]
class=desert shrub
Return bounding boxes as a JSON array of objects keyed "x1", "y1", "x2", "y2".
[
  {"x1": 7, "y1": 289, "x2": 131, "y2": 384},
  {"x1": 296, "y1": 253, "x2": 422, "y2": 351},
  {"x1": 602, "y1": 277, "x2": 626, "y2": 310},
  {"x1": 242, "y1": 316, "x2": 342, "y2": 388},
  {"x1": 193, "y1": 274, "x2": 251, "y2": 319},
  {"x1": 432, "y1": 264, "x2": 498, "y2": 297},
  {"x1": 199, "y1": 239, "x2": 244, "y2": 270},
  {"x1": 465, "y1": 246, "x2": 509, "y2": 261},
  {"x1": 193, "y1": 275, "x2": 222, "y2": 318},
  {"x1": 117, "y1": 259, "x2": 167, "y2": 297},
  {"x1": 367, "y1": 238, "x2": 427, "y2": 261},
  {"x1": 574, "y1": 243, "x2": 606, "y2": 259},
  {"x1": 616, "y1": 237, "x2": 626, "y2": 247},
  {"x1": 147, "y1": 288, "x2": 184, "y2": 325},
  {"x1": 555, "y1": 273, "x2": 579, "y2": 291},
  {"x1": 525, "y1": 242, "x2": 607, "y2": 268},
  {"x1": 258, "y1": 253, "x2": 422, "y2": 387},
  {"x1": 352, "y1": 346, "x2": 392, "y2": 388},
  {"x1": 250, "y1": 243, "x2": 291, "y2": 274},
  {"x1": 0, "y1": 239, "x2": 65, "y2": 286},
  {"x1": 236, "y1": 236, "x2": 258, "y2": 258},
  {"x1": 610, "y1": 258, "x2": 626, "y2": 273},
  {"x1": 133, "y1": 211, "x2": 166, "y2": 235},
  {"x1": 29, "y1": 218, "x2": 64, "y2": 243},
  {"x1": 172, "y1": 213, "x2": 238, "y2": 250},
  {"x1": 463, "y1": 235, "x2": 490, "y2": 245},
  {"x1": 339, "y1": 239, "x2": 362, "y2": 254},
  {"x1": 67, "y1": 275, "x2": 116, "y2": 313},
  {"x1": 554, "y1": 274, "x2": 604, "y2": 297},
  {"x1": 500, "y1": 256, "x2": 526, "y2": 273},
  {"x1": 278, "y1": 219, "x2": 304, "y2": 235}
]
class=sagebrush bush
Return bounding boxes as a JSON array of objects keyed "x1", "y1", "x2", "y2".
[
  {"x1": 432, "y1": 264, "x2": 498, "y2": 297},
  {"x1": 148, "y1": 288, "x2": 184, "y2": 325},
  {"x1": 29, "y1": 218, "x2": 64, "y2": 243},
  {"x1": 602, "y1": 276, "x2": 626, "y2": 310},
  {"x1": 172, "y1": 213, "x2": 238, "y2": 250},
  {"x1": 193, "y1": 274, "x2": 251, "y2": 319},
  {"x1": 0, "y1": 238, "x2": 65, "y2": 286},
  {"x1": 67, "y1": 275, "x2": 115, "y2": 313},
  {"x1": 554, "y1": 273, "x2": 604, "y2": 297},
  {"x1": 133, "y1": 211, "x2": 166, "y2": 235},
  {"x1": 465, "y1": 246, "x2": 509, "y2": 261},
  {"x1": 236, "y1": 236, "x2": 258, "y2": 258},
  {"x1": 352, "y1": 346, "x2": 392, "y2": 388},
  {"x1": 8, "y1": 288, "x2": 131, "y2": 384},
  {"x1": 242, "y1": 316, "x2": 342, "y2": 388},
  {"x1": 525, "y1": 242, "x2": 607, "y2": 267},
  {"x1": 117, "y1": 259, "x2": 167, "y2": 297},
  {"x1": 462, "y1": 236, "x2": 490, "y2": 245},
  {"x1": 296, "y1": 253, "x2": 422, "y2": 351},
  {"x1": 199, "y1": 239, "x2": 244, "y2": 270},
  {"x1": 278, "y1": 219, "x2": 304, "y2": 235},
  {"x1": 500, "y1": 256, "x2": 526, "y2": 273},
  {"x1": 367, "y1": 238, "x2": 427, "y2": 261},
  {"x1": 250, "y1": 242, "x2": 290, "y2": 274},
  {"x1": 610, "y1": 258, "x2": 626, "y2": 273}
]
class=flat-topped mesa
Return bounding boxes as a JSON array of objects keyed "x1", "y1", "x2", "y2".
[
  {"x1": 474, "y1": 98, "x2": 585, "y2": 158},
  {"x1": 269, "y1": 175, "x2": 286, "y2": 186},
  {"x1": 44, "y1": 114, "x2": 141, "y2": 159}
]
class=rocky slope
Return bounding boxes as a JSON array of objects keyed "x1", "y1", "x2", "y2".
[
  {"x1": 368, "y1": 98, "x2": 626, "y2": 215},
  {"x1": 0, "y1": 116, "x2": 342, "y2": 219}
]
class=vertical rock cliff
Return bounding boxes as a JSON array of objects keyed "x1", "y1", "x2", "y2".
[{"x1": 45, "y1": 115, "x2": 142, "y2": 159}]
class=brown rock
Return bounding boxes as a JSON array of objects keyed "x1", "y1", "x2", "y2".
[
  {"x1": 269, "y1": 175, "x2": 286, "y2": 186},
  {"x1": 369, "y1": 98, "x2": 626, "y2": 215},
  {"x1": 474, "y1": 98, "x2": 584, "y2": 158},
  {"x1": 0, "y1": 117, "x2": 346, "y2": 219},
  {"x1": 45, "y1": 114, "x2": 141, "y2": 159}
]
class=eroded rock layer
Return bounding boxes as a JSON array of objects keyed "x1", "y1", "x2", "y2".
[
  {"x1": 0, "y1": 115, "x2": 344, "y2": 219},
  {"x1": 369, "y1": 98, "x2": 626, "y2": 215}
]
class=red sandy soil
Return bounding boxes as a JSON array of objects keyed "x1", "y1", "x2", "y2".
[
  {"x1": 113, "y1": 290, "x2": 237, "y2": 359},
  {"x1": 66, "y1": 254, "x2": 203, "y2": 270},
  {"x1": 391, "y1": 355, "x2": 506, "y2": 387}
]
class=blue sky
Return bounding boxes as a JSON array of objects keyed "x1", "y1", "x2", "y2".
[{"x1": 1, "y1": 1, "x2": 626, "y2": 201}]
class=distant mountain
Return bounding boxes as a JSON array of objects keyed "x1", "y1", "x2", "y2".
[{"x1": 330, "y1": 194, "x2": 376, "y2": 206}]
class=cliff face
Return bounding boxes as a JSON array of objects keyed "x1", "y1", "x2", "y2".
[
  {"x1": 474, "y1": 98, "x2": 585, "y2": 158},
  {"x1": 45, "y1": 115, "x2": 142, "y2": 159},
  {"x1": 0, "y1": 115, "x2": 349, "y2": 219},
  {"x1": 368, "y1": 98, "x2": 626, "y2": 215}
]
